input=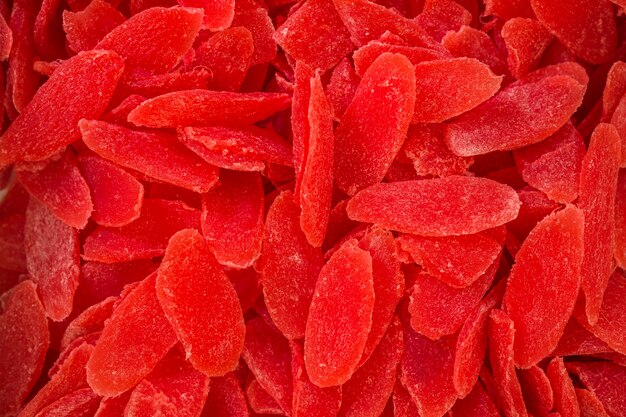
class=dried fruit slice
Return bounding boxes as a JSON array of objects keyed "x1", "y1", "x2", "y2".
[
  {"x1": 86, "y1": 273, "x2": 178, "y2": 397},
  {"x1": 127, "y1": 90, "x2": 291, "y2": 128},
  {"x1": 503, "y1": 205, "x2": 584, "y2": 368},
  {"x1": 551, "y1": 317, "x2": 611, "y2": 357},
  {"x1": 201, "y1": 373, "x2": 249, "y2": 417},
  {"x1": 24, "y1": 198, "x2": 80, "y2": 321},
  {"x1": 96, "y1": 6, "x2": 203, "y2": 75},
  {"x1": 274, "y1": 0, "x2": 353, "y2": 71},
  {"x1": 352, "y1": 39, "x2": 446, "y2": 77},
  {"x1": 547, "y1": 357, "x2": 580, "y2": 417},
  {"x1": 292, "y1": 61, "x2": 315, "y2": 206},
  {"x1": 412, "y1": 58, "x2": 502, "y2": 123},
  {"x1": 80, "y1": 120, "x2": 218, "y2": 193},
  {"x1": 231, "y1": 0, "x2": 276, "y2": 65},
  {"x1": 0, "y1": 213, "x2": 26, "y2": 272},
  {"x1": 304, "y1": 239, "x2": 374, "y2": 387},
  {"x1": 17, "y1": 151, "x2": 93, "y2": 229},
  {"x1": 124, "y1": 348, "x2": 210, "y2": 417},
  {"x1": 178, "y1": 125, "x2": 293, "y2": 171},
  {"x1": 397, "y1": 227, "x2": 504, "y2": 288},
  {"x1": 393, "y1": 380, "x2": 421, "y2": 417},
  {"x1": 242, "y1": 317, "x2": 293, "y2": 414},
  {"x1": 35, "y1": 388, "x2": 101, "y2": 417},
  {"x1": 449, "y1": 383, "x2": 500, "y2": 417},
  {"x1": 156, "y1": 229, "x2": 245, "y2": 376},
  {"x1": 501, "y1": 18, "x2": 552, "y2": 78},
  {"x1": 0, "y1": 50, "x2": 124, "y2": 166},
  {"x1": 338, "y1": 317, "x2": 403, "y2": 417},
  {"x1": 567, "y1": 362, "x2": 626, "y2": 417},
  {"x1": 257, "y1": 191, "x2": 324, "y2": 339},
  {"x1": 347, "y1": 176, "x2": 520, "y2": 236},
  {"x1": 446, "y1": 66, "x2": 587, "y2": 156},
  {"x1": 334, "y1": 52, "x2": 416, "y2": 195},
  {"x1": 61, "y1": 297, "x2": 115, "y2": 350},
  {"x1": 62, "y1": 0, "x2": 126, "y2": 52},
  {"x1": 247, "y1": 379, "x2": 282, "y2": 415},
  {"x1": 83, "y1": 199, "x2": 200, "y2": 263},
  {"x1": 179, "y1": 0, "x2": 234, "y2": 31},
  {"x1": 518, "y1": 366, "x2": 554, "y2": 417},
  {"x1": 442, "y1": 26, "x2": 507, "y2": 74},
  {"x1": 0, "y1": 281, "x2": 49, "y2": 417},
  {"x1": 579, "y1": 123, "x2": 621, "y2": 325},
  {"x1": 530, "y1": 0, "x2": 616, "y2": 64},
  {"x1": 616, "y1": 170, "x2": 626, "y2": 269},
  {"x1": 77, "y1": 155, "x2": 144, "y2": 227},
  {"x1": 299, "y1": 74, "x2": 334, "y2": 248},
  {"x1": 576, "y1": 388, "x2": 610, "y2": 417}
]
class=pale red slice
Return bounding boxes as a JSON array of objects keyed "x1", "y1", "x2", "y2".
[
  {"x1": 304, "y1": 239, "x2": 374, "y2": 387},
  {"x1": 412, "y1": 58, "x2": 502, "y2": 123},
  {"x1": 124, "y1": 348, "x2": 210, "y2": 417},
  {"x1": 96, "y1": 6, "x2": 203, "y2": 75},
  {"x1": 77, "y1": 155, "x2": 144, "y2": 227},
  {"x1": 334, "y1": 52, "x2": 416, "y2": 195},
  {"x1": 347, "y1": 176, "x2": 520, "y2": 236},
  {"x1": 80, "y1": 120, "x2": 218, "y2": 193},
  {"x1": 127, "y1": 90, "x2": 291, "y2": 128},
  {"x1": 0, "y1": 280, "x2": 49, "y2": 417},
  {"x1": 503, "y1": 205, "x2": 584, "y2": 368},
  {"x1": 257, "y1": 190, "x2": 324, "y2": 339},
  {"x1": 17, "y1": 151, "x2": 93, "y2": 229},
  {"x1": 0, "y1": 50, "x2": 124, "y2": 166},
  {"x1": 83, "y1": 199, "x2": 200, "y2": 263},
  {"x1": 87, "y1": 273, "x2": 178, "y2": 397},
  {"x1": 156, "y1": 229, "x2": 245, "y2": 376},
  {"x1": 579, "y1": 123, "x2": 621, "y2": 325},
  {"x1": 24, "y1": 198, "x2": 80, "y2": 321}
]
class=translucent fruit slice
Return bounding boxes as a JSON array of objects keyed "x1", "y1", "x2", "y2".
[{"x1": 156, "y1": 229, "x2": 245, "y2": 376}]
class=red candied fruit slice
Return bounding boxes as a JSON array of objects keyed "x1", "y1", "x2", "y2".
[
  {"x1": 414, "y1": 0, "x2": 472, "y2": 42},
  {"x1": 292, "y1": 62, "x2": 314, "y2": 206},
  {"x1": 547, "y1": 357, "x2": 580, "y2": 417},
  {"x1": 446, "y1": 65, "x2": 587, "y2": 156},
  {"x1": 24, "y1": 198, "x2": 80, "y2": 321},
  {"x1": 201, "y1": 170, "x2": 264, "y2": 268},
  {"x1": 401, "y1": 123, "x2": 473, "y2": 178},
  {"x1": 393, "y1": 380, "x2": 421, "y2": 417},
  {"x1": 20, "y1": 343, "x2": 93, "y2": 417},
  {"x1": 579, "y1": 123, "x2": 621, "y2": 325},
  {"x1": 201, "y1": 373, "x2": 248, "y2": 417},
  {"x1": 603, "y1": 62, "x2": 626, "y2": 121},
  {"x1": 17, "y1": 151, "x2": 93, "y2": 229},
  {"x1": 513, "y1": 122, "x2": 585, "y2": 203},
  {"x1": 501, "y1": 18, "x2": 552, "y2": 79},
  {"x1": 96, "y1": 7, "x2": 203, "y2": 75},
  {"x1": 77, "y1": 155, "x2": 144, "y2": 228},
  {"x1": 299, "y1": 73, "x2": 334, "y2": 248},
  {"x1": 347, "y1": 176, "x2": 521, "y2": 236},
  {"x1": 507, "y1": 187, "x2": 559, "y2": 241},
  {"x1": 488, "y1": 309, "x2": 529, "y2": 417},
  {"x1": 484, "y1": 0, "x2": 534, "y2": 19},
  {"x1": 334, "y1": 52, "x2": 416, "y2": 195},
  {"x1": 338, "y1": 317, "x2": 403, "y2": 417},
  {"x1": 124, "y1": 348, "x2": 210, "y2": 417},
  {"x1": 576, "y1": 389, "x2": 610, "y2": 417},
  {"x1": 156, "y1": 229, "x2": 245, "y2": 376},
  {"x1": 304, "y1": 239, "x2": 374, "y2": 387},
  {"x1": 80, "y1": 120, "x2": 218, "y2": 193},
  {"x1": 61, "y1": 297, "x2": 115, "y2": 350},
  {"x1": 87, "y1": 273, "x2": 178, "y2": 397},
  {"x1": 407, "y1": 257, "x2": 497, "y2": 340},
  {"x1": 291, "y1": 341, "x2": 342, "y2": 417},
  {"x1": 0, "y1": 13, "x2": 10, "y2": 61},
  {"x1": 83, "y1": 199, "x2": 200, "y2": 263},
  {"x1": 119, "y1": 69, "x2": 212, "y2": 99},
  {"x1": 62, "y1": 0, "x2": 126, "y2": 52},
  {"x1": 127, "y1": 90, "x2": 291, "y2": 128},
  {"x1": 518, "y1": 365, "x2": 554, "y2": 416},
  {"x1": 357, "y1": 228, "x2": 404, "y2": 365},
  {"x1": 400, "y1": 322, "x2": 458, "y2": 417},
  {"x1": 178, "y1": 125, "x2": 293, "y2": 172},
  {"x1": 575, "y1": 269, "x2": 626, "y2": 355},
  {"x1": 274, "y1": 0, "x2": 353, "y2": 72},
  {"x1": 568, "y1": 362, "x2": 626, "y2": 417},
  {"x1": 332, "y1": 0, "x2": 442, "y2": 49},
  {"x1": 412, "y1": 58, "x2": 502, "y2": 123},
  {"x1": 0, "y1": 213, "x2": 26, "y2": 272},
  {"x1": 247, "y1": 379, "x2": 282, "y2": 414},
  {"x1": 441, "y1": 26, "x2": 507, "y2": 74},
  {"x1": 257, "y1": 190, "x2": 324, "y2": 339},
  {"x1": 0, "y1": 281, "x2": 49, "y2": 417},
  {"x1": 397, "y1": 227, "x2": 504, "y2": 288},
  {"x1": 615, "y1": 171, "x2": 626, "y2": 269},
  {"x1": 35, "y1": 388, "x2": 101, "y2": 417},
  {"x1": 530, "y1": 0, "x2": 616, "y2": 64},
  {"x1": 190, "y1": 27, "x2": 254, "y2": 92},
  {"x1": 453, "y1": 281, "x2": 505, "y2": 398},
  {"x1": 449, "y1": 382, "x2": 499, "y2": 417},
  {"x1": 503, "y1": 205, "x2": 584, "y2": 368},
  {"x1": 101, "y1": 94, "x2": 147, "y2": 126},
  {"x1": 0, "y1": 50, "x2": 124, "y2": 166},
  {"x1": 178, "y1": 0, "x2": 234, "y2": 31},
  {"x1": 242, "y1": 317, "x2": 293, "y2": 414},
  {"x1": 551, "y1": 317, "x2": 611, "y2": 357},
  {"x1": 610, "y1": 94, "x2": 626, "y2": 166},
  {"x1": 231, "y1": 0, "x2": 276, "y2": 65},
  {"x1": 0, "y1": 269, "x2": 19, "y2": 295}
]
